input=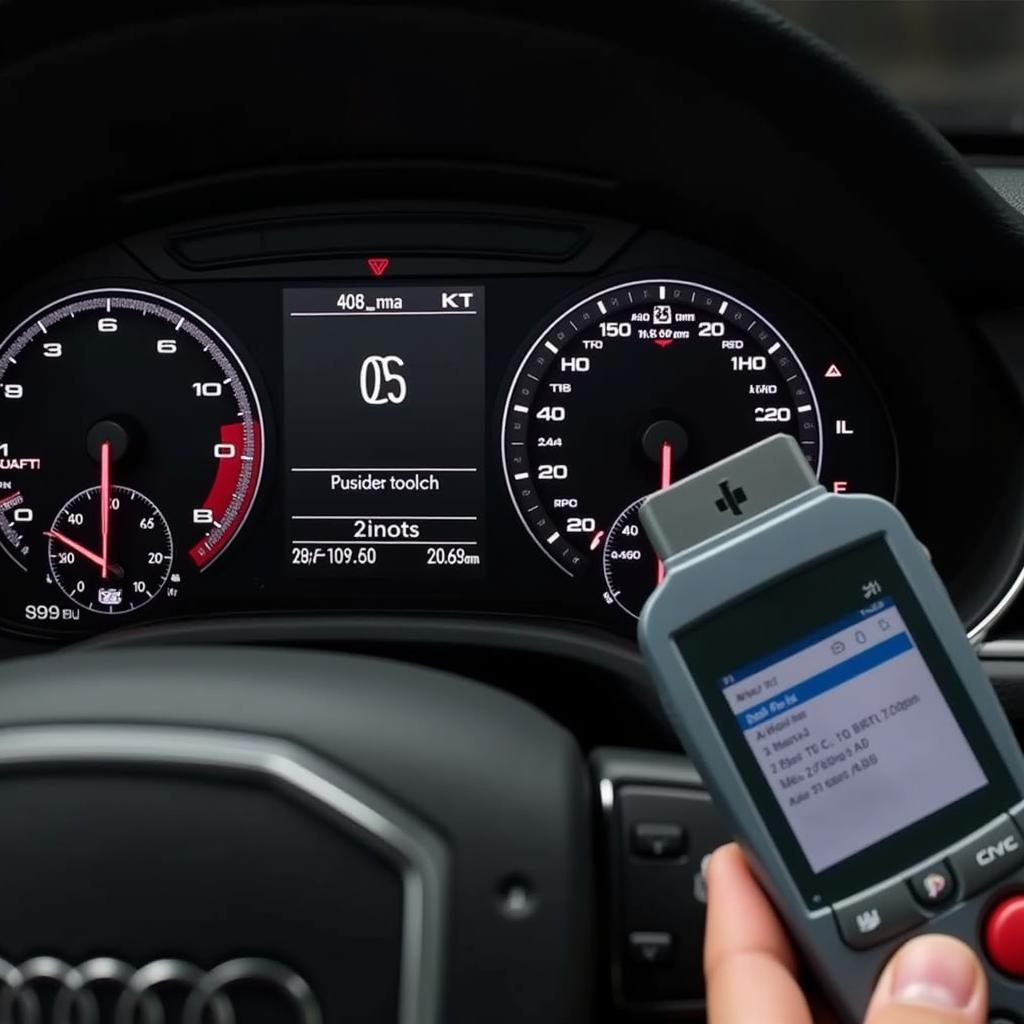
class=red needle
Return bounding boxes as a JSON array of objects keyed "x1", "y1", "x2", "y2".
[
  {"x1": 45, "y1": 529, "x2": 106, "y2": 570},
  {"x1": 100, "y1": 440, "x2": 111, "y2": 579},
  {"x1": 656, "y1": 441, "x2": 673, "y2": 585}
]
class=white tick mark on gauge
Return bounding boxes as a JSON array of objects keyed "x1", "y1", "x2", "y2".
[
  {"x1": 768, "y1": 342, "x2": 780, "y2": 354},
  {"x1": 544, "y1": 340, "x2": 558, "y2": 353}
]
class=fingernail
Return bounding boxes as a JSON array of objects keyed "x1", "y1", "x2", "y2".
[
  {"x1": 700, "y1": 853, "x2": 713, "y2": 881},
  {"x1": 889, "y1": 936, "x2": 980, "y2": 1010}
]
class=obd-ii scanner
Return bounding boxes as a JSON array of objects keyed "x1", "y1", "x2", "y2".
[{"x1": 638, "y1": 434, "x2": 1024, "y2": 1022}]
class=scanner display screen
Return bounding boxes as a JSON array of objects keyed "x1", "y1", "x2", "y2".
[{"x1": 719, "y1": 595, "x2": 986, "y2": 871}]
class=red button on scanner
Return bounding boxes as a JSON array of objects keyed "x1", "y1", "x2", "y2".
[{"x1": 984, "y1": 895, "x2": 1024, "y2": 976}]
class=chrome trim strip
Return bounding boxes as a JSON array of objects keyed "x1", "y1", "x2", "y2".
[
  {"x1": 978, "y1": 639, "x2": 1024, "y2": 660},
  {"x1": 0, "y1": 725, "x2": 446, "y2": 1024},
  {"x1": 596, "y1": 773, "x2": 627, "y2": 1011}
]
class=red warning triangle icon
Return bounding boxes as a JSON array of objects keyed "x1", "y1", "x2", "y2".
[
  {"x1": 367, "y1": 257, "x2": 390, "y2": 277},
  {"x1": 825, "y1": 363, "x2": 843, "y2": 378}
]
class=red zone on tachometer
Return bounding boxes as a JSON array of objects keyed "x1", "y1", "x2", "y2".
[{"x1": 188, "y1": 421, "x2": 263, "y2": 569}]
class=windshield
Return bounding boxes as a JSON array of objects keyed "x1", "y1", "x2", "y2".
[{"x1": 764, "y1": 0, "x2": 1024, "y2": 145}]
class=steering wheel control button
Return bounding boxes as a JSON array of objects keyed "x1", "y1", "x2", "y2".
[
  {"x1": 834, "y1": 881, "x2": 926, "y2": 950},
  {"x1": 985, "y1": 896, "x2": 1024, "y2": 977},
  {"x1": 948, "y1": 815, "x2": 1024, "y2": 898},
  {"x1": 631, "y1": 823, "x2": 685, "y2": 860},
  {"x1": 610, "y1": 778, "x2": 731, "y2": 1006},
  {"x1": 627, "y1": 931, "x2": 674, "y2": 966},
  {"x1": 908, "y1": 862, "x2": 955, "y2": 909}
]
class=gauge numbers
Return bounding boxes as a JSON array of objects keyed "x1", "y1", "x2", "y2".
[
  {"x1": 502, "y1": 280, "x2": 822, "y2": 585},
  {"x1": 501, "y1": 276, "x2": 897, "y2": 619},
  {"x1": 0, "y1": 289, "x2": 264, "y2": 632},
  {"x1": 47, "y1": 486, "x2": 172, "y2": 613}
]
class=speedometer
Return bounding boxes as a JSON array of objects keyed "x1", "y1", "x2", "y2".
[{"x1": 501, "y1": 278, "x2": 896, "y2": 617}]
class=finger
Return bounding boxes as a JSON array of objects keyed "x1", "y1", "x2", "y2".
[
  {"x1": 704, "y1": 844, "x2": 813, "y2": 1024},
  {"x1": 864, "y1": 934, "x2": 987, "y2": 1024},
  {"x1": 704, "y1": 843, "x2": 799, "y2": 975}
]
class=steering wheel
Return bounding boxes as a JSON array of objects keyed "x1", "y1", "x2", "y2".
[{"x1": 0, "y1": 649, "x2": 591, "y2": 1023}]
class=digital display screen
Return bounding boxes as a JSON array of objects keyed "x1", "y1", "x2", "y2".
[
  {"x1": 283, "y1": 286, "x2": 485, "y2": 578},
  {"x1": 678, "y1": 538, "x2": 1017, "y2": 903},
  {"x1": 720, "y1": 597, "x2": 986, "y2": 872}
]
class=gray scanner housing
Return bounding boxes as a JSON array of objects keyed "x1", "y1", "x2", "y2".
[{"x1": 638, "y1": 434, "x2": 1024, "y2": 1022}]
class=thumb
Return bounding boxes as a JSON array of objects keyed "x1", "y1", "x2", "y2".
[{"x1": 864, "y1": 935, "x2": 987, "y2": 1024}]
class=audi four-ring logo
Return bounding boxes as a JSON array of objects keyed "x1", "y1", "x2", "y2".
[{"x1": 0, "y1": 955, "x2": 322, "y2": 1024}]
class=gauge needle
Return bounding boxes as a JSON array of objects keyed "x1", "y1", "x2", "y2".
[
  {"x1": 45, "y1": 529, "x2": 107, "y2": 570},
  {"x1": 656, "y1": 441, "x2": 673, "y2": 585},
  {"x1": 100, "y1": 439, "x2": 111, "y2": 579}
]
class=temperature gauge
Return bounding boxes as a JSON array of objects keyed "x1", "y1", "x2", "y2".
[{"x1": 46, "y1": 452, "x2": 173, "y2": 614}]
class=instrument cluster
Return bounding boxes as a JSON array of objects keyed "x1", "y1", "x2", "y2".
[{"x1": 0, "y1": 204, "x2": 930, "y2": 641}]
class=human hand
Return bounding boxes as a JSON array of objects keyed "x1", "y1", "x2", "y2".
[{"x1": 704, "y1": 844, "x2": 988, "y2": 1024}]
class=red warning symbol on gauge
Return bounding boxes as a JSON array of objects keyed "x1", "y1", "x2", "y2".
[
  {"x1": 366, "y1": 257, "x2": 390, "y2": 277},
  {"x1": 825, "y1": 363, "x2": 843, "y2": 378}
]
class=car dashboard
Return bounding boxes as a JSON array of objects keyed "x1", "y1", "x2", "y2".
[
  {"x1": 0, "y1": 204, "x2": 910, "y2": 642},
  {"x1": 3, "y1": 202, "x2": 1023, "y2": 657}
]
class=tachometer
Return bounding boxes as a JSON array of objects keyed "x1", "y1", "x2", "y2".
[
  {"x1": 501, "y1": 278, "x2": 896, "y2": 617},
  {"x1": 0, "y1": 289, "x2": 264, "y2": 631}
]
